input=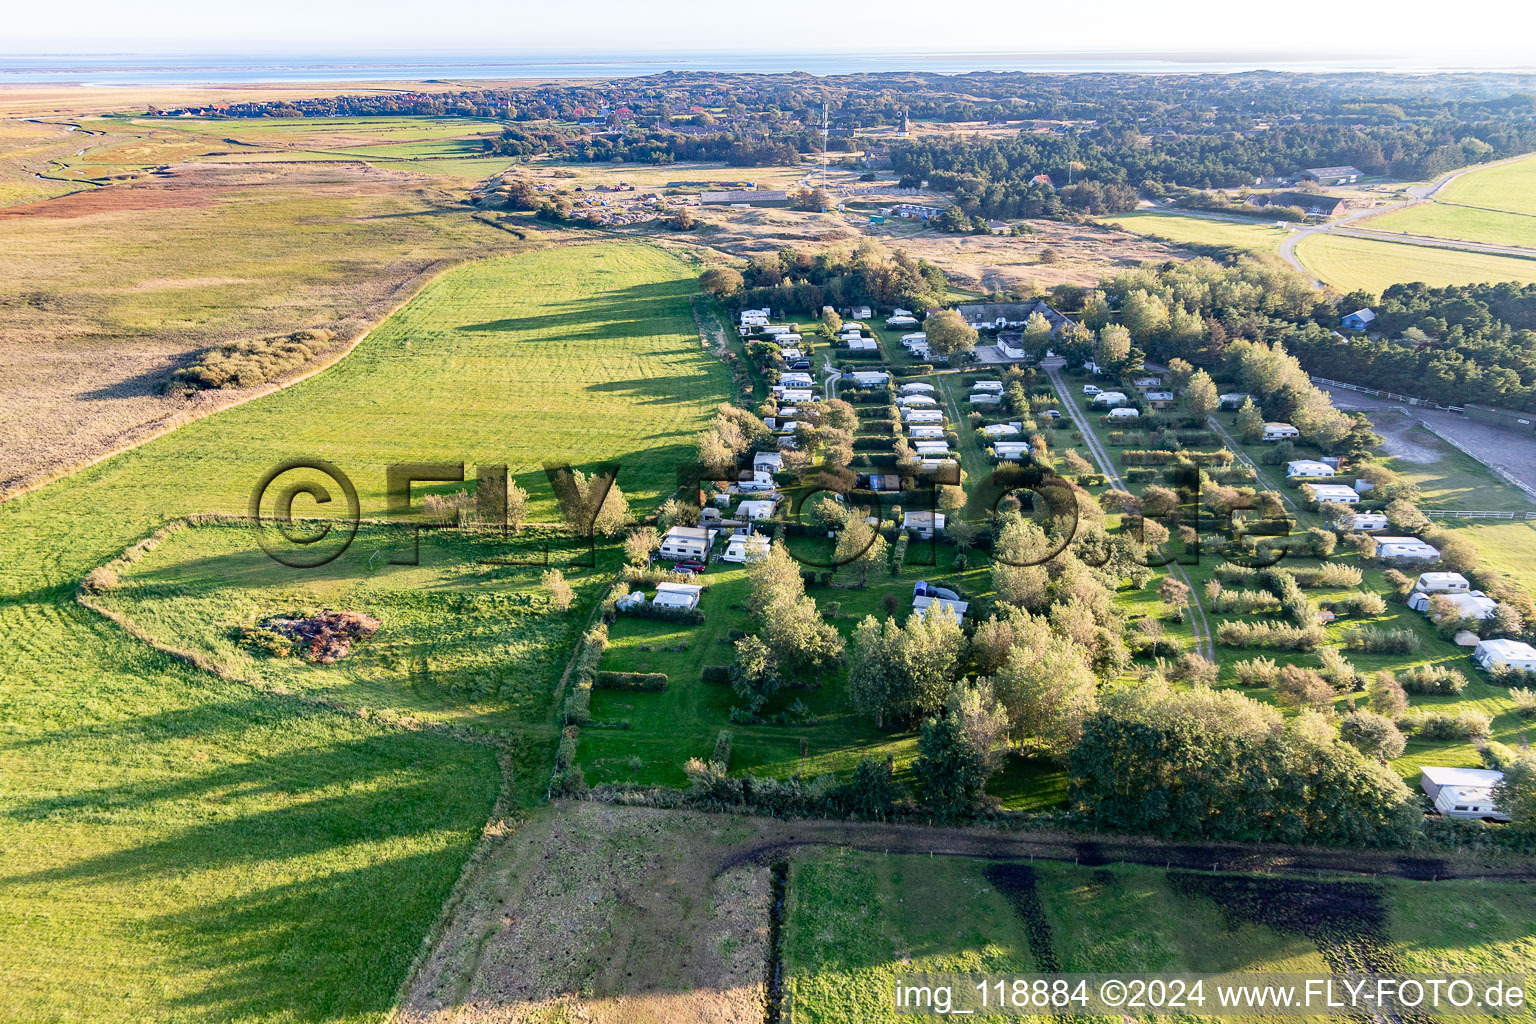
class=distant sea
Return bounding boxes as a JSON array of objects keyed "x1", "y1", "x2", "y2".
[{"x1": 1, "y1": 51, "x2": 1529, "y2": 86}]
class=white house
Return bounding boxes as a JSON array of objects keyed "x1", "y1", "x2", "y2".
[
  {"x1": 1091, "y1": 391, "x2": 1128, "y2": 407},
  {"x1": 992, "y1": 441, "x2": 1031, "y2": 461},
  {"x1": 902, "y1": 511, "x2": 946, "y2": 537},
  {"x1": 1287, "y1": 459, "x2": 1336, "y2": 478},
  {"x1": 653, "y1": 582, "x2": 703, "y2": 611},
  {"x1": 721, "y1": 533, "x2": 770, "y2": 564},
  {"x1": 997, "y1": 337, "x2": 1026, "y2": 359},
  {"x1": 1420, "y1": 766, "x2": 1508, "y2": 821},
  {"x1": 779, "y1": 347, "x2": 803, "y2": 361},
  {"x1": 886, "y1": 315, "x2": 919, "y2": 328},
  {"x1": 900, "y1": 381, "x2": 934, "y2": 394},
  {"x1": 906, "y1": 424, "x2": 944, "y2": 439},
  {"x1": 780, "y1": 388, "x2": 815, "y2": 404},
  {"x1": 1107, "y1": 407, "x2": 1140, "y2": 421},
  {"x1": 778, "y1": 372, "x2": 814, "y2": 386},
  {"x1": 1476, "y1": 638, "x2": 1536, "y2": 673},
  {"x1": 981, "y1": 422, "x2": 1022, "y2": 437},
  {"x1": 899, "y1": 394, "x2": 939, "y2": 407},
  {"x1": 969, "y1": 392, "x2": 1002, "y2": 405},
  {"x1": 1347, "y1": 511, "x2": 1389, "y2": 532},
  {"x1": 912, "y1": 580, "x2": 968, "y2": 622},
  {"x1": 1377, "y1": 537, "x2": 1441, "y2": 561},
  {"x1": 849, "y1": 370, "x2": 889, "y2": 388},
  {"x1": 1306, "y1": 483, "x2": 1362, "y2": 505},
  {"x1": 1408, "y1": 589, "x2": 1499, "y2": 620},
  {"x1": 1263, "y1": 422, "x2": 1300, "y2": 441},
  {"x1": 1414, "y1": 572, "x2": 1470, "y2": 594},
  {"x1": 736, "y1": 499, "x2": 778, "y2": 521},
  {"x1": 846, "y1": 337, "x2": 877, "y2": 351},
  {"x1": 658, "y1": 526, "x2": 711, "y2": 561},
  {"x1": 900, "y1": 332, "x2": 927, "y2": 345},
  {"x1": 972, "y1": 380, "x2": 1004, "y2": 392},
  {"x1": 903, "y1": 408, "x2": 944, "y2": 424}
]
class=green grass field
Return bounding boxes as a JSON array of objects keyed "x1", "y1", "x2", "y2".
[
  {"x1": 783, "y1": 849, "x2": 1536, "y2": 1024},
  {"x1": 1098, "y1": 210, "x2": 1295, "y2": 254},
  {"x1": 0, "y1": 241, "x2": 729, "y2": 1024},
  {"x1": 1438, "y1": 154, "x2": 1536, "y2": 217},
  {"x1": 1365, "y1": 202, "x2": 1536, "y2": 250},
  {"x1": 1294, "y1": 234, "x2": 1536, "y2": 292}
]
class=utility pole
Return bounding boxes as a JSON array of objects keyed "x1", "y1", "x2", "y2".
[{"x1": 821, "y1": 101, "x2": 829, "y2": 187}]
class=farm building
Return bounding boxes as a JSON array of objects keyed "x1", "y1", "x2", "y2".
[
  {"x1": 658, "y1": 526, "x2": 711, "y2": 561},
  {"x1": 1347, "y1": 512, "x2": 1389, "y2": 532},
  {"x1": 900, "y1": 381, "x2": 935, "y2": 394},
  {"x1": 1377, "y1": 537, "x2": 1441, "y2": 561},
  {"x1": 1302, "y1": 165, "x2": 1364, "y2": 185},
  {"x1": 1306, "y1": 483, "x2": 1362, "y2": 505},
  {"x1": 912, "y1": 581, "x2": 968, "y2": 622},
  {"x1": 1091, "y1": 391, "x2": 1128, "y2": 407},
  {"x1": 1419, "y1": 766, "x2": 1508, "y2": 821},
  {"x1": 1218, "y1": 392, "x2": 1251, "y2": 409},
  {"x1": 653, "y1": 582, "x2": 704, "y2": 611},
  {"x1": 955, "y1": 299, "x2": 1075, "y2": 335},
  {"x1": 1287, "y1": 459, "x2": 1336, "y2": 478},
  {"x1": 721, "y1": 533, "x2": 769, "y2": 564},
  {"x1": 1341, "y1": 308, "x2": 1377, "y2": 331},
  {"x1": 1250, "y1": 191, "x2": 1347, "y2": 216},
  {"x1": 1408, "y1": 589, "x2": 1499, "y2": 619},
  {"x1": 1414, "y1": 572, "x2": 1470, "y2": 594},
  {"x1": 701, "y1": 189, "x2": 791, "y2": 207},
  {"x1": 1107, "y1": 407, "x2": 1140, "y2": 421},
  {"x1": 1475, "y1": 639, "x2": 1536, "y2": 673},
  {"x1": 1263, "y1": 422, "x2": 1300, "y2": 441}
]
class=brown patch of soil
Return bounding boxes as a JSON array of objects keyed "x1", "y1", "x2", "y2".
[{"x1": 0, "y1": 178, "x2": 217, "y2": 219}]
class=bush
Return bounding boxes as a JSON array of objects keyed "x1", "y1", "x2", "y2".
[
  {"x1": 81, "y1": 566, "x2": 120, "y2": 593},
  {"x1": 712, "y1": 729, "x2": 733, "y2": 768},
  {"x1": 1344, "y1": 626, "x2": 1419, "y2": 655},
  {"x1": 169, "y1": 329, "x2": 335, "y2": 391},
  {"x1": 1288, "y1": 564, "x2": 1364, "y2": 588},
  {"x1": 1216, "y1": 619, "x2": 1323, "y2": 651},
  {"x1": 1340, "y1": 710, "x2": 1407, "y2": 762},
  {"x1": 1233, "y1": 656, "x2": 1280, "y2": 687},
  {"x1": 702, "y1": 664, "x2": 731, "y2": 684},
  {"x1": 1510, "y1": 686, "x2": 1536, "y2": 718},
  {"x1": 562, "y1": 623, "x2": 609, "y2": 725},
  {"x1": 1406, "y1": 708, "x2": 1492, "y2": 741},
  {"x1": 1320, "y1": 591, "x2": 1388, "y2": 617},
  {"x1": 1397, "y1": 663, "x2": 1468, "y2": 695},
  {"x1": 593, "y1": 671, "x2": 668, "y2": 692}
]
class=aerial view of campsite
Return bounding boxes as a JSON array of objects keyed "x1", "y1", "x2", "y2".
[{"x1": 5, "y1": 4, "x2": 1536, "y2": 1022}]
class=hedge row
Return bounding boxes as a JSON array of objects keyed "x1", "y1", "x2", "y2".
[
  {"x1": 594, "y1": 670, "x2": 668, "y2": 692},
  {"x1": 561, "y1": 622, "x2": 610, "y2": 725}
]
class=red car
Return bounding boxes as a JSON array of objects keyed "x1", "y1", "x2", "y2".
[{"x1": 674, "y1": 560, "x2": 707, "y2": 573}]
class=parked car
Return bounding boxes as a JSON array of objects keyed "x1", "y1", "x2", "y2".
[
  {"x1": 1042, "y1": 409, "x2": 1061, "y2": 419},
  {"x1": 674, "y1": 560, "x2": 707, "y2": 573},
  {"x1": 789, "y1": 359, "x2": 811, "y2": 370},
  {"x1": 1082, "y1": 384, "x2": 1102, "y2": 396}
]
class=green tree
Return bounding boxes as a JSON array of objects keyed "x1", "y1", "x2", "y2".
[
  {"x1": 1094, "y1": 323, "x2": 1132, "y2": 367},
  {"x1": 915, "y1": 711, "x2": 988, "y2": 822},
  {"x1": 1235, "y1": 398, "x2": 1265, "y2": 443},
  {"x1": 988, "y1": 638, "x2": 1098, "y2": 760},
  {"x1": 1185, "y1": 369, "x2": 1219, "y2": 419},
  {"x1": 843, "y1": 755, "x2": 897, "y2": 819},
  {"x1": 1339, "y1": 709, "x2": 1407, "y2": 762},
  {"x1": 1494, "y1": 753, "x2": 1536, "y2": 828},
  {"x1": 1021, "y1": 311, "x2": 1054, "y2": 355},
  {"x1": 699, "y1": 267, "x2": 744, "y2": 297},
  {"x1": 923, "y1": 309, "x2": 978, "y2": 363}
]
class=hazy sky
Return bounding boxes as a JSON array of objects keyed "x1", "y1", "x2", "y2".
[{"x1": 6, "y1": 0, "x2": 1534, "y2": 66}]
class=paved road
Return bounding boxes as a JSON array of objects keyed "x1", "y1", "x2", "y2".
[{"x1": 1040, "y1": 359, "x2": 1215, "y2": 661}]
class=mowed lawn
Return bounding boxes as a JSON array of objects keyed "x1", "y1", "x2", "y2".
[
  {"x1": 1438, "y1": 153, "x2": 1536, "y2": 216},
  {"x1": 1294, "y1": 233, "x2": 1536, "y2": 292},
  {"x1": 1364, "y1": 201, "x2": 1536, "y2": 250},
  {"x1": 1098, "y1": 210, "x2": 1294, "y2": 254},
  {"x1": 0, "y1": 241, "x2": 727, "y2": 1024},
  {"x1": 783, "y1": 850, "x2": 1536, "y2": 1024}
]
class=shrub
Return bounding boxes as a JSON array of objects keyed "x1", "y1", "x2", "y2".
[
  {"x1": 1367, "y1": 672, "x2": 1410, "y2": 718},
  {"x1": 1233, "y1": 656, "x2": 1280, "y2": 687},
  {"x1": 712, "y1": 729, "x2": 733, "y2": 769},
  {"x1": 1510, "y1": 686, "x2": 1536, "y2": 718},
  {"x1": 1406, "y1": 708, "x2": 1492, "y2": 741},
  {"x1": 1216, "y1": 619, "x2": 1323, "y2": 651},
  {"x1": 1210, "y1": 589, "x2": 1282, "y2": 615},
  {"x1": 1273, "y1": 664, "x2": 1335, "y2": 708},
  {"x1": 169, "y1": 329, "x2": 335, "y2": 391},
  {"x1": 593, "y1": 671, "x2": 668, "y2": 692},
  {"x1": 80, "y1": 565, "x2": 120, "y2": 593},
  {"x1": 562, "y1": 623, "x2": 609, "y2": 725},
  {"x1": 1289, "y1": 564, "x2": 1364, "y2": 588},
  {"x1": 237, "y1": 625, "x2": 295, "y2": 659},
  {"x1": 1317, "y1": 648, "x2": 1359, "y2": 691},
  {"x1": 1320, "y1": 591, "x2": 1388, "y2": 617},
  {"x1": 1344, "y1": 626, "x2": 1419, "y2": 655},
  {"x1": 702, "y1": 664, "x2": 731, "y2": 684},
  {"x1": 550, "y1": 725, "x2": 587, "y2": 797},
  {"x1": 1397, "y1": 663, "x2": 1468, "y2": 695},
  {"x1": 1339, "y1": 710, "x2": 1407, "y2": 762}
]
